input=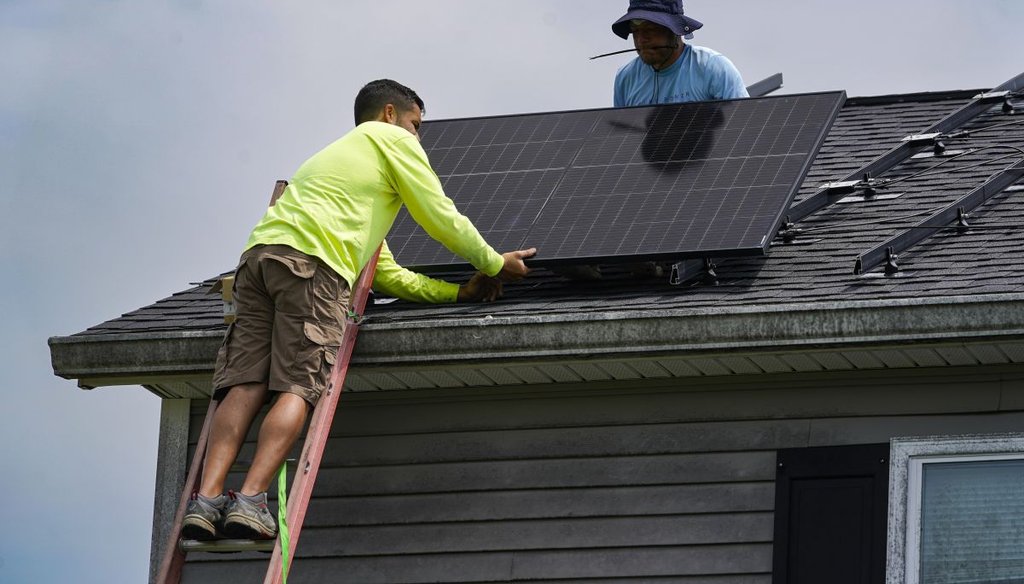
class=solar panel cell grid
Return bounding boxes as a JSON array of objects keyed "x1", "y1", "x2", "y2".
[{"x1": 388, "y1": 91, "x2": 845, "y2": 271}]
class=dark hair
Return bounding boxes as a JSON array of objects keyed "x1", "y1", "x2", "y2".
[{"x1": 353, "y1": 79, "x2": 425, "y2": 125}]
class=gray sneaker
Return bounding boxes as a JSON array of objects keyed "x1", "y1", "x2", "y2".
[
  {"x1": 181, "y1": 493, "x2": 228, "y2": 541},
  {"x1": 222, "y1": 491, "x2": 277, "y2": 540}
]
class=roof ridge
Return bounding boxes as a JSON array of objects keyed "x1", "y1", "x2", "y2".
[{"x1": 845, "y1": 88, "x2": 984, "y2": 107}]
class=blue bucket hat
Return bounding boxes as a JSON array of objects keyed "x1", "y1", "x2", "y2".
[{"x1": 612, "y1": 0, "x2": 703, "y2": 40}]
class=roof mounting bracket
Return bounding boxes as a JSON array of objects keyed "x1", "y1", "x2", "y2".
[
  {"x1": 701, "y1": 258, "x2": 719, "y2": 285},
  {"x1": 956, "y1": 207, "x2": 971, "y2": 232},
  {"x1": 856, "y1": 247, "x2": 900, "y2": 276},
  {"x1": 822, "y1": 173, "x2": 885, "y2": 195},
  {"x1": 821, "y1": 179, "x2": 861, "y2": 195},
  {"x1": 773, "y1": 217, "x2": 825, "y2": 245},
  {"x1": 853, "y1": 159, "x2": 1024, "y2": 275},
  {"x1": 670, "y1": 259, "x2": 697, "y2": 285},
  {"x1": 777, "y1": 216, "x2": 801, "y2": 242},
  {"x1": 901, "y1": 132, "x2": 942, "y2": 146},
  {"x1": 884, "y1": 247, "x2": 900, "y2": 275},
  {"x1": 975, "y1": 90, "x2": 1011, "y2": 101},
  {"x1": 861, "y1": 173, "x2": 880, "y2": 198},
  {"x1": 788, "y1": 70, "x2": 1024, "y2": 225},
  {"x1": 838, "y1": 191, "x2": 905, "y2": 204},
  {"x1": 910, "y1": 138, "x2": 967, "y2": 159},
  {"x1": 669, "y1": 258, "x2": 718, "y2": 286},
  {"x1": 822, "y1": 173, "x2": 904, "y2": 202}
]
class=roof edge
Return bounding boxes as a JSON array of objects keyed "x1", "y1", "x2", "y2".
[
  {"x1": 355, "y1": 293, "x2": 1024, "y2": 363},
  {"x1": 49, "y1": 294, "x2": 1024, "y2": 387},
  {"x1": 364, "y1": 293, "x2": 1024, "y2": 333},
  {"x1": 845, "y1": 88, "x2": 984, "y2": 107}
]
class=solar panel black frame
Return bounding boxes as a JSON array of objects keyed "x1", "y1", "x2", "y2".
[{"x1": 387, "y1": 91, "x2": 846, "y2": 272}]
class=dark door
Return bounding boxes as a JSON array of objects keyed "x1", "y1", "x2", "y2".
[{"x1": 772, "y1": 443, "x2": 890, "y2": 584}]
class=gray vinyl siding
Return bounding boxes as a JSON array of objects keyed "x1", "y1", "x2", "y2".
[{"x1": 177, "y1": 367, "x2": 1024, "y2": 583}]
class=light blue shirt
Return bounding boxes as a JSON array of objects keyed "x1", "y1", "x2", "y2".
[{"x1": 613, "y1": 44, "x2": 748, "y2": 107}]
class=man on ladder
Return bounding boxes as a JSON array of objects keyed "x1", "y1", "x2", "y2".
[{"x1": 181, "y1": 78, "x2": 536, "y2": 542}]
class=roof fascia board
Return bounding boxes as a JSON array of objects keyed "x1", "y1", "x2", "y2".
[
  {"x1": 356, "y1": 294, "x2": 1024, "y2": 363},
  {"x1": 50, "y1": 294, "x2": 1024, "y2": 385}
]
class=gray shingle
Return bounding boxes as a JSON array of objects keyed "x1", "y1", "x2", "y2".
[{"x1": 72, "y1": 89, "x2": 1024, "y2": 336}]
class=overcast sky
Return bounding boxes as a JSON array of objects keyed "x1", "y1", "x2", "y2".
[{"x1": 2, "y1": 1, "x2": 1022, "y2": 582}]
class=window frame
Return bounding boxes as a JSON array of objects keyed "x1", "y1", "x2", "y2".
[{"x1": 886, "y1": 433, "x2": 1024, "y2": 584}]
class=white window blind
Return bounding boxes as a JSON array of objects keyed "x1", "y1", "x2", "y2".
[{"x1": 919, "y1": 459, "x2": 1024, "y2": 583}]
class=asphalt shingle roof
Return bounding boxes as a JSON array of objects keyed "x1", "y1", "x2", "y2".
[{"x1": 73, "y1": 88, "x2": 1024, "y2": 337}]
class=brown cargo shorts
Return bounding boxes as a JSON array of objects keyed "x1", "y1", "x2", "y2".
[{"x1": 212, "y1": 244, "x2": 351, "y2": 405}]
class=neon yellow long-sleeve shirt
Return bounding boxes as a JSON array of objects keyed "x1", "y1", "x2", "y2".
[{"x1": 245, "y1": 121, "x2": 504, "y2": 303}]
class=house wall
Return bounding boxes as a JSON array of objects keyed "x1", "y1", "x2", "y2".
[{"x1": 170, "y1": 364, "x2": 1024, "y2": 584}]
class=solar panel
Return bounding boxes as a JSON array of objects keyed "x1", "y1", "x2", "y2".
[{"x1": 387, "y1": 91, "x2": 845, "y2": 271}]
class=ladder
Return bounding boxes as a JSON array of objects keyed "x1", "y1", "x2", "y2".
[{"x1": 157, "y1": 180, "x2": 381, "y2": 584}]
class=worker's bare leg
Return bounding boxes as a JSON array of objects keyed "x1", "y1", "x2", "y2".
[
  {"x1": 198, "y1": 382, "x2": 268, "y2": 498},
  {"x1": 239, "y1": 392, "x2": 310, "y2": 495}
]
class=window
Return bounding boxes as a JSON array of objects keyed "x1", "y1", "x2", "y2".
[{"x1": 887, "y1": 434, "x2": 1024, "y2": 584}]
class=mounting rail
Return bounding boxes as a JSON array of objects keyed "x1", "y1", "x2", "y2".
[
  {"x1": 853, "y1": 159, "x2": 1024, "y2": 275},
  {"x1": 786, "y1": 71, "x2": 1024, "y2": 226}
]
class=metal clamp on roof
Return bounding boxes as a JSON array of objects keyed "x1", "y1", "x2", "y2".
[
  {"x1": 822, "y1": 173, "x2": 886, "y2": 194},
  {"x1": 974, "y1": 90, "x2": 1011, "y2": 101},
  {"x1": 956, "y1": 207, "x2": 972, "y2": 233},
  {"x1": 820, "y1": 179, "x2": 862, "y2": 195},
  {"x1": 901, "y1": 133, "x2": 943, "y2": 146},
  {"x1": 789, "y1": 71, "x2": 1024, "y2": 224},
  {"x1": 855, "y1": 247, "x2": 901, "y2": 276},
  {"x1": 903, "y1": 132, "x2": 967, "y2": 158},
  {"x1": 822, "y1": 173, "x2": 902, "y2": 202},
  {"x1": 853, "y1": 159, "x2": 1024, "y2": 276},
  {"x1": 883, "y1": 247, "x2": 900, "y2": 275},
  {"x1": 670, "y1": 258, "x2": 718, "y2": 286},
  {"x1": 777, "y1": 217, "x2": 800, "y2": 243}
]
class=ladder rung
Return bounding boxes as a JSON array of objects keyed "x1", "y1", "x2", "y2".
[{"x1": 179, "y1": 539, "x2": 275, "y2": 554}]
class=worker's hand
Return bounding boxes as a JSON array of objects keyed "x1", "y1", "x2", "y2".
[
  {"x1": 457, "y1": 272, "x2": 503, "y2": 303},
  {"x1": 497, "y1": 248, "x2": 537, "y2": 281}
]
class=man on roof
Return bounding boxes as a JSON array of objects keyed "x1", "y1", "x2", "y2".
[
  {"x1": 180, "y1": 79, "x2": 536, "y2": 541},
  {"x1": 612, "y1": 0, "x2": 748, "y2": 106}
]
